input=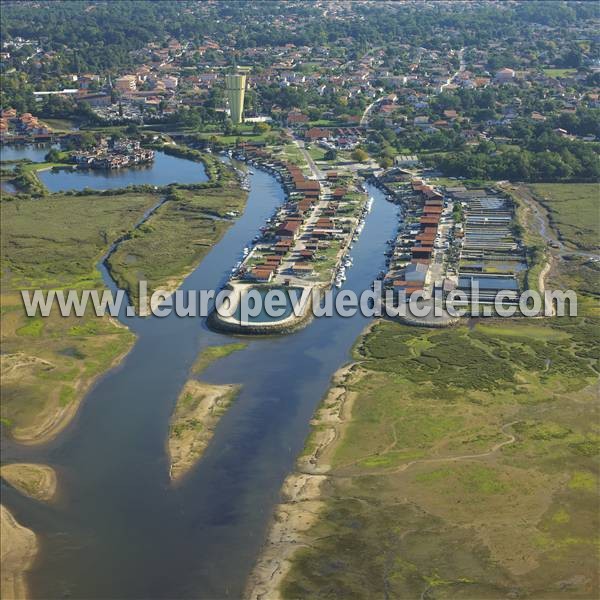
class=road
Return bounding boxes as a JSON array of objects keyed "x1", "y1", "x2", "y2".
[
  {"x1": 440, "y1": 47, "x2": 466, "y2": 93},
  {"x1": 295, "y1": 138, "x2": 325, "y2": 180},
  {"x1": 360, "y1": 96, "x2": 386, "y2": 127}
]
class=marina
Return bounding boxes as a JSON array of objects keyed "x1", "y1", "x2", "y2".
[{"x1": 209, "y1": 148, "x2": 373, "y2": 332}]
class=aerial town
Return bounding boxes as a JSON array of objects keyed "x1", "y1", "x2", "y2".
[{"x1": 0, "y1": 2, "x2": 598, "y2": 600}]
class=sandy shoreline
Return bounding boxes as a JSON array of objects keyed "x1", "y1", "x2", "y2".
[
  {"x1": 168, "y1": 379, "x2": 241, "y2": 482},
  {"x1": 245, "y1": 361, "x2": 361, "y2": 599},
  {"x1": 9, "y1": 333, "x2": 135, "y2": 446},
  {"x1": 0, "y1": 505, "x2": 37, "y2": 600},
  {"x1": 1, "y1": 463, "x2": 58, "y2": 503}
]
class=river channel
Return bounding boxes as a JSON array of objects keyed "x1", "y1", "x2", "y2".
[{"x1": 1, "y1": 161, "x2": 399, "y2": 598}]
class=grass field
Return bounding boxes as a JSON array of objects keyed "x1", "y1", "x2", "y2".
[
  {"x1": 1, "y1": 192, "x2": 158, "y2": 441},
  {"x1": 530, "y1": 183, "x2": 600, "y2": 251},
  {"x1": 107, "y1": 178, "x2": 247, "y2": 306},
  {"x1": 276, "y1": 144, "x2": 310, "y2": 170},
  {"x1": 306, "y1": 146, "x2": 328, "y2": 161},
  {"x1": 543, "y1": 68, "x2": 578, "y2": 78},
  {"x1": 282, "y1": 316, "x2": 599, "y2": 598}
]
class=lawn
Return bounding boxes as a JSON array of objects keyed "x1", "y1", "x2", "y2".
[
  {"x1": 530, "y1": 183, "x2": 600, "y2": 251},
  {"x1": 306, "y1": 146, "x2": 327, "y2": 161},
  {"x1": 543, "y1": 68, "x2": 578, "y2": 78}
]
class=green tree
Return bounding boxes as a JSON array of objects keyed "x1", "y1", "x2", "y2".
[{"x1": 351, "y1": 148, "x2": 369, "y2": 163}]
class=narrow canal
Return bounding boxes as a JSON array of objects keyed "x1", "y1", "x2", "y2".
[{"x1": 1, "y1": 166, "x2": 399, "y2": 599}]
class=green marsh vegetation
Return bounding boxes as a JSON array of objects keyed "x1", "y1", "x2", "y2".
[
  {"x1": 192, "y1": 342, "x2": 247, "y2": 375},
  {"x1": 530, "y1": 183, "x2": 600, "y2": 251},
  {"x1": 107, "y1": 161, "x2": 247, "y2": 307},
  {"x1": 1, "y1": 192, "x2": 159, "y2": 441},
  {"x1": 283, "y1": 316, "x2": 599, "y2": 598}
]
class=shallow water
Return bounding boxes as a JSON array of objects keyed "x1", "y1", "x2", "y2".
[
  {"x1": 0, "y1": 143, "x2": 57, "y2": 163},
  {"x1": 38, "y1": 151, "x2": 208, "y2": 191},
  {"x1": 0, "y1": 145, "x2": 208, "y2": 191}
]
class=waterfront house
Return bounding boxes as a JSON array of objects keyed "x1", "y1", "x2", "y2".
[
  {"x1": 248, "y1": 266, "x2": 275, "y2": 283},
  {"x1": 277, "y1": 220, "x2": 302, "y2": 239}
]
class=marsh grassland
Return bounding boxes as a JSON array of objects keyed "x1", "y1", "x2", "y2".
[
  {"x1": 530, "y1": 183, "x2": 600, "y2": 251},
  {"x1": 275, "y1": 190, "x2": 600, "y2": 598},
  {"x1": 280, "y1": 315, "x2": 599, "y2": 598},
  {"x1": 108, "y1": 179, "x2": 247, "y2": 307},
  {"x1": 1, "y1": 192, "x2": 156, "y2": 442}
]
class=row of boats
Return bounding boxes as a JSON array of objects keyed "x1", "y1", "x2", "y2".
[{"x1": 333, "y1": 195, "x2": 374, "y2": 288}]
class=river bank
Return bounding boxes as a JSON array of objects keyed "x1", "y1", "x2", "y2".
[
  {"x1": 245, "y1": 358, "x2": 362, "y2": 599},
  {"x1": 0, "y1": 505, "x2": 37, "y2": 600}
]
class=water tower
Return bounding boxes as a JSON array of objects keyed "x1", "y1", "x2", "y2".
[{"x1": 225, "y1": 67, "x2": 250, "y2": 124}]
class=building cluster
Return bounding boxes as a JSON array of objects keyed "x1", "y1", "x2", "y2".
[
  {"x1": 5, "y1": 3, "x2": 597, "y2": 142},
  {"x1": 227, "y1": 145, "x2": 361, "y2": 285},
  {"x1": 0, "y1": 108, "x2": 52, "y2": 141},
  {"x1": 382, "y1": 180, "x2": 448, "y2": 298},
  {"x1": 71, "y1": 138, "x2": 154, "y2": 170}
]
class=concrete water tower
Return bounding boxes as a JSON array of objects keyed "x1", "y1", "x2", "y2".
[{"x1": 225, "y1": 68, "x2": 250, "y2": 124}]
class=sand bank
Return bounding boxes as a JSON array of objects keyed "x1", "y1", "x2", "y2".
[
  {"x1": 168, "y1": 379, "x2": 240, "y2": 482},
  {"x1": 245, "y1": 362, "x2": 360, "y2": 599},
  {"x1": 0, "y1": 463, "x2": 57, "y2": 502},
  {"x1": 0, "y1": 505, "x2": 37, "y2": 600}
]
